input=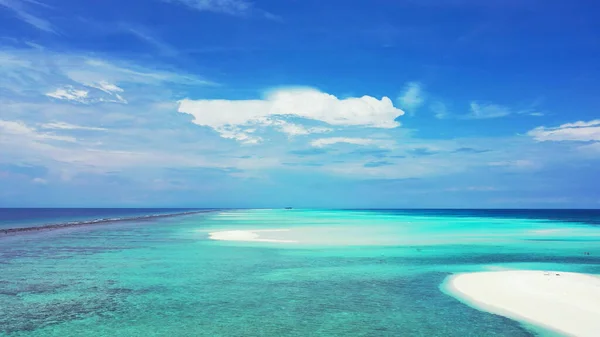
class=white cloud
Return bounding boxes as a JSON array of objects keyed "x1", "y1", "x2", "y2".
[
  {"x1": 0, "y1": 0, "x2": 55, "y2": 33},
  {"x1": 126, "y1": 28, "x2": 178, "y2": 56},
  {"x1": 0, "y1": 119, "x2": 34, "y2": 134},
  {"x1": 320, "y1": 156, "x2": 464, "y2": 179},
  {"x1": 273, "y1": 121, "x2": 332, "y2": 136},
  {"x1": 86, "y1": 80, "x2": 124, "y2": 94},
  {"x1": 23, "y1": 41, "x2": 44, "y2": 50},
  {"x1": 0, "y1": 119, "x2": 76, "y2": 142},
  {"x1": 0, "y1": 51, "x2": 31, "y2": 68},
  {"x1": 468, "y1": 102, "x2": 511, "y2": 119},
  {"x1": 31, "y1": 177, "x2": 47, "y2": 184},
  {"x1": 398, "y1": 82, "x2": 424, "y2": 112},
  {"x1": 103, "y1": 94, "x2": 127, "y2": 104},
  {"x1": 164, "y1": 0, "x2": 279, "y2": 19},
  {"x1": 210, "y1": 123, "x2": 329, "y2": 144},
  {"x1": 46, "y1": 86, "x2": 90, "y2": 103},
  {"x1": 560, "y1": 120, "x2": 600, "y2": 128},
  {"x1": 40, "y1": 122, "x2": 107, "y2": 131},
  {"x1": 216, "y1": 126, "x2": 262, "y2": 144},
  {"x1": 528, "y1": 120, "x2": 600, "y2": 142},
  {"x1": 84, "y1": 81, "x2": 128, "y2": 104},
  {"x1": 178, "y1": 88, "x2": 404, "y2": 143},
  {"x1": 279, "y1": 122, "x2": 314, "y2": 136},
  {"x1": 45, "y1": 83, "x2": 127, "y2": 104},
  {"x1": 0, "y1": 119, "x2": 283, "y2": 177},
  {"x1": 65, "y1": 58, "x2": 213, "y2": 88},
  {"x1": 310, "y1": 137, "x2": 381, "y2": 148},
  {"x1": 165, "y1": 0, "x2": 252, "y2": 15},
  {"x1": 432, "y1": 101, "x2": 535, "y2": 120},
  {"x1": 431, "y1": 101, "x2": 449, "y2": 119},
  {"x1": 488, "y1": 159, "x2": 537, "y2": 169},
  {"x1": 0, "y1": 49, "x2": 214, "y2": 97}
]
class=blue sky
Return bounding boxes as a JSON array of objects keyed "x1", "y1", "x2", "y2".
[{"x1": 1, "y1": 0, "x2": 599, "y2": 208}]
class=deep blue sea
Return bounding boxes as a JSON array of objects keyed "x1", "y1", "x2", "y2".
[
  {"x1": 0, "y1": 208, "x2": 206, "y2": 229},
  {"x1": 1, "y1": 208, "x2": 599, "y2": 336}
]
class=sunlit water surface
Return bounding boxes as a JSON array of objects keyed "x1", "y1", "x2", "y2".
[{"x1": 1, "y1": 209, "x2": 599, "y2": 336}]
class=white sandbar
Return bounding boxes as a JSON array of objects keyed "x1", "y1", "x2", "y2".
[
  {"x1": 444, "y1": 270, "x2": 600, "y2": 337},
  {"x1": 208, "y1": 229, "x2": 296, "y2": 243}
]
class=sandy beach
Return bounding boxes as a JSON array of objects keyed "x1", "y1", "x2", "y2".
[
  {"x1": 208, "y1": 229, "x2": 297, "y2": 243},
  {"x1": 444, "y1": 270, "x2": 600, "y2": 337}
]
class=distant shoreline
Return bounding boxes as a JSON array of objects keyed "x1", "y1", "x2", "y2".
[{"x1": 0, "y1": 210, "x2": 216, "y2": 236}]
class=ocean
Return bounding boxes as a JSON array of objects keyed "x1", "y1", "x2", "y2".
[
  {"x1": 0, "y1": 208, "x2": 207, "y2": 230},
  {"x1": 1, "y1": 208, "x2": 599, "y2": 336}
]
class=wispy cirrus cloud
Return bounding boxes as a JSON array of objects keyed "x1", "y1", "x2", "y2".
[
  {"x1": 528, "y1": 120, "x2": 600, "y2": 154},
  {"x1": 396, "y1": 81, "x2": 542, "y2": 120},
  {"x1": 466, "y1": 102, "x2": 512, "y2": 119},
  {"x1": 31, "y1": 177, "x2": 47, "y2": 184},
  {"x1": 45, "y1": 83, "x2": 128, "y2": 104},
  {"x1": 464, "y1": 99, "x2": 544, "y2": 120},
  {"x1": 398, "y1": 81, "x2": 424, "y2": 113},
  {"x1": 39, "y1": 122, "x2": 107, "y2": 131},
  {"x1": 488, "y1": 159, "x2": 539, "y2": 171},
  {"x1": 0, "y1": 47, "x2": 237, "y2": 179},
  {"x1": 126, "y1": 27, "x2": 179, "y2": 57},
  {"x1": 424, "y1": 94, "x2": 547, "y2": 120},
  {"x1": 0, "y1": 0, "x2": 55, "y2": 33},
  {"x1": 163, "y1": 0, "x2": 280, "y2": 20},
  {"x1": 310, "y1": 137, "x2": 388, "y2": 148},
  {"x1": 45, "y1": 86, "x2": 90, "y2": 103},
  {"x1": 165, "y1": 0, "x2": 251, "y2": 15},
  {"x1": 65, "y1": 58, "x2": 213, "y2": 88},
  {"x1": 0, "y1": 119, "x2": 76, "y2": 143},
  {"x1": 431, "y1": 101, "x2": 449, "y2": 119},
  {"x1": 0, "y1": 117, "x2": 280, "y2": 178},
  {"x1": 528, "y1": 120, "x2": 600, "y2": 142},
  {"x1": 0, "y1": 48, "x2": 214, "y2": 100}
]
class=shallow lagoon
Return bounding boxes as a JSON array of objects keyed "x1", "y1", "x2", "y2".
[{"x1": 1, "y1": 209, "x2": 599, "y2": 336}]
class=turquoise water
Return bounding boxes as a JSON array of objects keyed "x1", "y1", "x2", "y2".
[{"x1": 1, "y1": 209, "x2": 600, "y2": 336}]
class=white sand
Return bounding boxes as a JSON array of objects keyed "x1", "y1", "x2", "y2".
[
  {"x1": 208, "y1": 229, "x2": 297, "y2": 243},
  {"x1": 445, "y1": 270, "x2": 600, "y2": 337}
]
